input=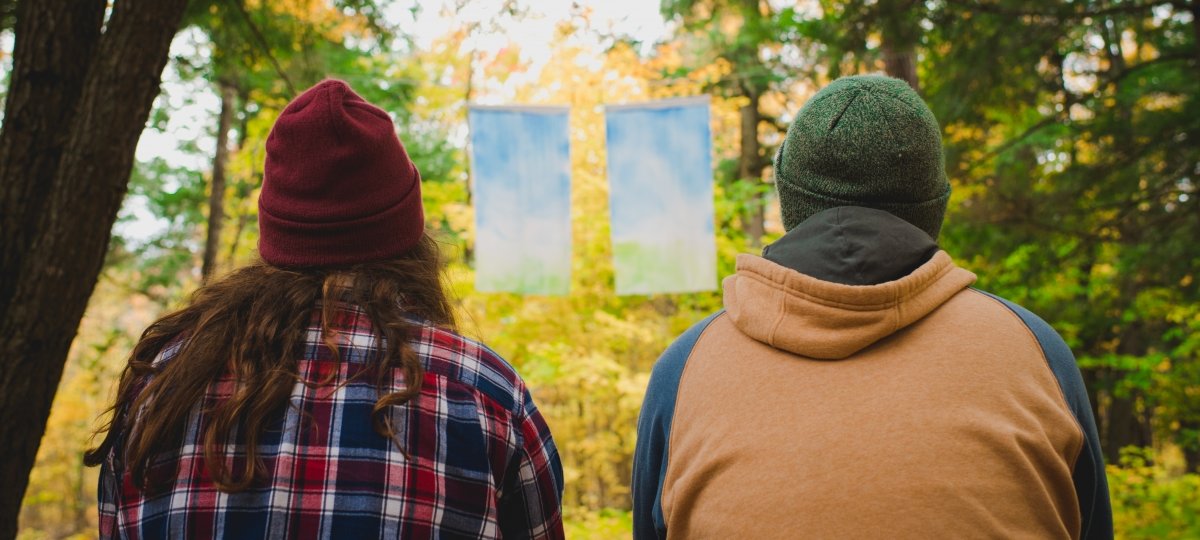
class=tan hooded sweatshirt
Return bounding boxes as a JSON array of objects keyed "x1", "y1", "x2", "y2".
[{"x1": 632, "y1": 207, "x2": 1111, "y2": 540}]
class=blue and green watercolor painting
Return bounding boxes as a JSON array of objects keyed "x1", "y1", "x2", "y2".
[
  {"x1": 468, "y1": 106, "x2": 572, "y2": 295},
  {"x1": 605, "y1": 97, "x2": 717, "y2": 295}
]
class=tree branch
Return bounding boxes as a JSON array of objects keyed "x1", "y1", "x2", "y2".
[
  {"x1": 222, "y1": 0, "x2": 297, "y2": 96},
  {"x1": 1103, "y1": 53, "x2": 1195, "y2": 86},
  {"x1": 977, "y1": 115, "x2": 1060, "y2": 164},
  {"x1": 945, "y1": 0, "x2": 1192, "y2": 21}
]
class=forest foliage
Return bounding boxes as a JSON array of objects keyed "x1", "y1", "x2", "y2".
[{"x1": 11, "y1": 0, "x2": 1198, "y2": 538}]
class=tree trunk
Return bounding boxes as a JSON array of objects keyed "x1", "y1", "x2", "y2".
[
  {"x1": 462, "y1": 22, "x2": 478, "y2": 264},
  {"x1": 1102, "y1": 328, "x2": 1155, "y2": 463},
  {"x1": 882, "y1": 44, "x2": 919, "y2": 92},
  {"x1": 0, "y1": 0, "x2": 104, "y2": 317},
  {"x1": 878, "y1": 0, "x2": 921, "y2": 92},
  {"x1": 0, "y1": 0, "x2": 188, "y2": 535},
  {"x1": 1192, "y1": 4, "x2": 1200, "y2": 65},
  {"x1": 202, "y1": 83, "x2": 237, "y2": 282},
  {"x1": 1183, "y1": 420, "x2": 1200, "y2": 473},
  {"x1": 224, "y1": 92, "x2": 253, "y2": 267},
  {"x1": 739, "y1": 85, "x2": 766, "y2": 246},
  {"x1": 1104, "y1": 391, "x2": 1140, "y2": 464}
]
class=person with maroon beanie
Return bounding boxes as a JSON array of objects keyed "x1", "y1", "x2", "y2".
[
  {"x1": 91, "y1": 80, "x2": 565, "y2": 539},
  {"x1": 258, "y1": 79, "x2": 425, "y2": 266}
]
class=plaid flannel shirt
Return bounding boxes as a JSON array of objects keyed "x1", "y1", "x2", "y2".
[{"x1": 97, "y1": 302, "x2": 564, "y2": 539}]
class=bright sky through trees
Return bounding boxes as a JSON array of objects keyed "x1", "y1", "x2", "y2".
[{"x1": 120, "y1": 0, "x2": 670, "y2": 242}]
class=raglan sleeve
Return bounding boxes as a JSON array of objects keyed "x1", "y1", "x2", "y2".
[
  {"x1": 986, "y1": 294, "x2": 1114, "y2": 539},
  {"x1": 1031, "y1": 324, "x2": 1114, "y2": 540},
  {"x1": 632, "y1": 312, "x2": 720, "y2": 540}
]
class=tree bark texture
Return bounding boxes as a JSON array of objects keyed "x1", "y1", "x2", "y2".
[
  {"x1": 0, "y1": 0, "x2": 188, "y2": 535},
  {"x1": 202, "y1": 83, "x2": 237, "y2": 282},
  {"x1": 738, "y1": 86, "x2": 766, "y2": 246},
  {"x1": 0, "y1": 0, "x2": 104, "y2": 315},
  {"x1": 882, "y1": 44, "x2": 920, "y2": 92}
]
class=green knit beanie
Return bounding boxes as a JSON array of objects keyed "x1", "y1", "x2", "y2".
[{"x1": 774, "y1": 75, "x2": 950, "y2": 239}]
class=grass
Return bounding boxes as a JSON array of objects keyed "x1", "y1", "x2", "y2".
[
  {"x1": 612, "y1": 241, "x2": 714, "y2": 295},
  {"x1": 564, "y1": 507, "x2": 632, "y2": 539}
]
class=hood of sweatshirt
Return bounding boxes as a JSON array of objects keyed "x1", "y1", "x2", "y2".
[{"x1": 722, "y1": 206, "x2": 977, "y2": 359}]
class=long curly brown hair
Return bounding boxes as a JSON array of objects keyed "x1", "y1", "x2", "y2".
[{"x1": 84, "y1": 233, "x2": 456, "y2": 492}]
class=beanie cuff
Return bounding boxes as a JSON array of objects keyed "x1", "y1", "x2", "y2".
[
  {"x1": 258, "y1": 189, "x2": 425, "y2": 267},
  {"x1": 777, "y1": 179, "x2": 949, "y2": 239}
]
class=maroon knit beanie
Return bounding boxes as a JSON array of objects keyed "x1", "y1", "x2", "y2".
[{"x1": 258, "y1": 79, "x2": 424, "y2": 267}]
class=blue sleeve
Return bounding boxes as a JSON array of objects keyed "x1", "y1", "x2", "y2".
[
  {"x1": 632, "y1": 311, "x2": 721, "y2": 540},
  {"x1": 981, "y1": 291, "x2": 1114, "y2": 540}
]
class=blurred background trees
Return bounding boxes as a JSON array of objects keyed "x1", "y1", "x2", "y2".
[{"x1": 2, "y1": 0, "x2": 1196, "y2": 538}]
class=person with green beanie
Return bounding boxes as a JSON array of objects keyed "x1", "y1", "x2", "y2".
[
  {"x1": 633, "y1": 75, "x2": 1113, "y2": 539},
  {"x1": 774, "y1": 75, "x2": 949, "y2": 239}
]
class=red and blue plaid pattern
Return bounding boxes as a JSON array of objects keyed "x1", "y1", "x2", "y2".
[{"x1": 98, "y1": 303, "x2": 564, "y2": 539}]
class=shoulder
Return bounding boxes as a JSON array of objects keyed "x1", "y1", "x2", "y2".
[
  {"x1": 968, "y1": 290, "x2": 1112, "y2": 538},
  {"x1": 644, "y1": 311, "x2": 725, "y2": 415},
  {"x1": 656, "y1": 312, "x2": 724, "y2": 370},
  {"x1": 416, "y1": 324, "x2": 530, "y2": 414},
  {"x1": 147, "y1": 334, "x2": 188, "y2": 369},
  {"x1": 966, "y1": 289, "x2": 1075, "y2": 363},
  {"x1": 678, "y1": 311, "x2": 725, "y2": 344},
  {"x1": 965, "y1": 289, "x2": 1087, "y2": 408}
]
